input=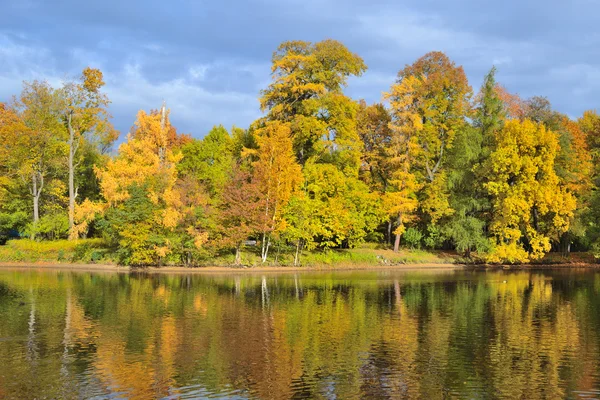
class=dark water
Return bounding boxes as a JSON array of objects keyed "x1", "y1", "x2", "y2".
[{"x1": 0, "y1": 268, "x2": 599, "y2": 399}]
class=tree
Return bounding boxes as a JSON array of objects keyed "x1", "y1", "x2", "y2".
[
  {"x1": 0, "y1": 82, "x2": 67, "y2": 239},
  {"x1": 442, "y1": 67, "x2": 506, "y2": 256},
  {"x1": 578, "y1": 110, "x2": 600, "y2": 257},
  {"x1": 356, "y1": 101, "x2": 396, "y2": 242},
  {"x1": 249, "y1": 121, "x2": 302, "y2": 262},
  {"x1": 258, "y1": 39, "x2": 379, "y2": 250},
  {"x1": 260, "y1": 39, "x2": 366, "y2": 172},
  {"x1": 387, "y1": 52, "x2": 472, "y2": 226},
  {"x1": 14, "y1": 81, "x2": 66, "y2": 234},
  {"x1": 217, "y1": 167, "x2": 263, "y2": 265},
  {"x1": 485, "y1": 119, "x2": 576, "y2": 263},
  {"x1": 79, "y1": 107, "x2": 205, "y2": 265},
  {"x1": 383, "y1": 75, "x2": 422, "y2": 251},
  {"x1": 300, "y1": 162, "x2": 383, "y2": 249},
  {"x1": 178, "y1": 125, "x2": 234, "y2": 198},
  {"x1": 59, "y1": 67, "x2": 117, "y2": 239}
]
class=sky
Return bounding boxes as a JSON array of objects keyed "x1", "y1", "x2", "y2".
[{"x1": 1, "y1": 0, "x2": 599, "y2": 140}]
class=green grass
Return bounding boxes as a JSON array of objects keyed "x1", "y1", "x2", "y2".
[
  {"x1": 201, "y1": 243, "x2": 456, "y2": 268},
  {"x1": 0, "y1": 240, "x2": 477, "y2": 267},
  {"x1": 0, "y1": 238, "x2": 112, "y2": 263}
]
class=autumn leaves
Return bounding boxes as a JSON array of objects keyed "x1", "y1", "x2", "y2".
[{"x1": 1, "y1": 39, "x2": 598, "y2": 265}]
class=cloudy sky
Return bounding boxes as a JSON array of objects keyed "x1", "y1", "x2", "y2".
[{"x1": 1, "y1": 0, "x2": 598, "y2": 139}]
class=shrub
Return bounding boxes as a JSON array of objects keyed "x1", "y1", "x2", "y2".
[{"x1": 404, "y1": 228, "x2": 423, "y2": 249}]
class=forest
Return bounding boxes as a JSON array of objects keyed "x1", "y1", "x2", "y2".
[{"x1": 0, "y1": 39, "x2": 599, "y2": 266}]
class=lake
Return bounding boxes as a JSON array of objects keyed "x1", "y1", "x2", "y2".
[{"x1": 0, "y1": 268, "x2": 599, "y2": 399}]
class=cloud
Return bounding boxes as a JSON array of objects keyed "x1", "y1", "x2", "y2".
[{"x1": 1, "y1": 0, "x2": 599, "y2": 140}]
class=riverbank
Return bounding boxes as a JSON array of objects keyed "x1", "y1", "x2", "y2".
[
  {"x1": 0, "y1": 261, "x2": 464, "y2": 273},
  {"x1": 0, "y1": 239, "x2": 596, "y2": 273},
  {"x1": 0, "y1": 260, "x2": 599, "y2": 274}
]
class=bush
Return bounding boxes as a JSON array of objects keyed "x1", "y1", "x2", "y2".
[
  {"x1": 24, "y1": 213, "x2": 69, "y2": 241},
  {"x1": 403, "y1": 228, "x2": 423, "y2": 249},
  {"x1": 0, "y1": 238, "x2": 108, "y2": 263}
]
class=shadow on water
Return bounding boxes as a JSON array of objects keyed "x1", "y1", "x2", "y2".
[{"x1": 0, "y1": 267, "x2": 599, "y2": 399}]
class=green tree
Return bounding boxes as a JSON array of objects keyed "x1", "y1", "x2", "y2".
[{"x1": 58, "y1": 67, "x2": 118, "y2": 239}]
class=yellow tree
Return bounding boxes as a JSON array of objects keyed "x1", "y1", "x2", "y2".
[
  {"x1": 76, "y1": 107, "x2": 206, "y2": 265},
  {"x1": 384, "y1": 75, "x2": 422, "y2": 251},
  {"x1": 387, "y1": 52, "x2": 472, "y2": 225},
  {"x1": 260, "y1": 39, "x2": 366, "y2": 173},
  {"x1": 248, "y1": 121, "x2": 302, "y2": 262},
  {"x1": 485, "y1": 119, "x2": 576, "y2": 263}
]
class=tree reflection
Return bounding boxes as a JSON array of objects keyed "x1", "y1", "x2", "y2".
[{"x1": 0, "y1": 269, "x2": 598, "y2": 399}]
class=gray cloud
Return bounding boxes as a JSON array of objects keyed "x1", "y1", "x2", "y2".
[{"x1": 0, "y1": 0, "x2": 598, "y2": 138}]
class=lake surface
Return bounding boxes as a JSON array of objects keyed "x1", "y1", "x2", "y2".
[{"x1": 0, "y1": 268, "x2": 599, "y2": 399}]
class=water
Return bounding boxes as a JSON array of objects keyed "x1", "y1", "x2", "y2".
[{"x1": 0, "y1": 268, "x2": 599, "y2": 399}]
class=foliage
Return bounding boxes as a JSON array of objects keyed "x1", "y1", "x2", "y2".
[
  {"x1": 0, "y1": 42, "x2": 599, "y2": 265},
  {"x1": 403, "y1": 228, "x2": 423, "y2": 249},
  {"x1": 485, "y1": 119, "x2": 576, "y2": 263}
]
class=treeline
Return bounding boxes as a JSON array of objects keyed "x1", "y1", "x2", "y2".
[{"x1": 1, "y1": 39, "x2": 599, "y2": 265}]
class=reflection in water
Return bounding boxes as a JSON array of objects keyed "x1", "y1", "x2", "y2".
[{"x1": 0, "y1": 269, "x2": 599, "y2": 399}]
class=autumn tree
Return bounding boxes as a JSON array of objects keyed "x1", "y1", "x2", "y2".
[
  {"x1": 259, "y1": 39, "x2": 381, "y2": 249},
  {"x1": 387, "y1": 52, "x2": 472, "y2": 229},
  {"x1": 383, "y1": 77, "x2": 422, "y2": 251},
  {"x1": 14, "y1": 81, "x2": 68, "y2": 238},
  {"x1": 58, "y1": 67, "x2": 117, "y2": 239},
  {"x1": 356, "y1": 101, "x2": 396, "y2": 242},
  {"x1": 579, "y1": 110, "x2": 600, "y2": 257},
  {"x1": 217, "y1": 167, "x2": 263, "y2": 265},
  {"x1": 248, "y1": 121, "x2": 302, "y2": 262},
  {"x1": 260, "y1": 39, "x2": 366, "y2": 172},
  {"x1": 0, "y1": 104, "x2": 31, "y2": 237},
  {"x1": 442, "y1": 67, "x2": 506, "y2": 256},
  {"x1": 79, "y1": 107, "x2": 205, "y2": 265},
  {"x1": 0, "y1": 82, "x2": 67, "y2": 239},
  {"x1": 485, "y1": 119, "x2": 576, "y2": 263}
]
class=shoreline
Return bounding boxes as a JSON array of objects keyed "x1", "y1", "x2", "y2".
[{"x1": 0, "y1": 261, "x2": 598, "y2": 274}]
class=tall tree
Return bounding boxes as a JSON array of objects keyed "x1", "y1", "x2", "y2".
[
  {"x1": 259, "y1": 39, "x2": 366, "y2": 172},
  {"x1": 442, "y1": 67, "x2": 506, "y2": 256},
  {"x1": 0, "y1": 82, "x2": 66, "y2": 239},
  {"x1": 356, "y1": 101, "x2": 395, "y2": 242},
  {"x1": 14, "y1": 81, "x2": 66, "y2": 237},
  {"x1": 59, "y1": 67, "x2": 117, "y2": 239},
  {"x1": 387, "y1": 52, "x2": 472, "y2": 225},
  {"x1": 249, "y1": 121, "x2": 302, "y2": 262},
  {"x1": 383, "y1": 76, "x2": 422, "y2": 251},
  {"x1": 217, "y1": 167, "x2": 263, "y2": 265}
]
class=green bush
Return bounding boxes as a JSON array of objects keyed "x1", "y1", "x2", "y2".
[
  {"x1": 0, "y1": 238, "x2": 108, "y2": 263},
  {"x1": 404, "y1": 228, "x2": 423, "y2": 249},
  {"x1": 24, "y1": 213, "x2": 69, "y2": 241}
]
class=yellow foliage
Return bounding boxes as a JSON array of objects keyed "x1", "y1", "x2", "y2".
[{"x1": 485, "y1": 119, "x2": 576, "y2": 263}]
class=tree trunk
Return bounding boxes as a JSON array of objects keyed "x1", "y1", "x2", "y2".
[
  {"x1": 67, "y1": 116, "x2": 77, "y2": 240},
  {"x1": 31, "y1": 171, "x2": 43, "y2": 240},
  {"x1": 294, "y1": 240, "x2": 301, "y2": 266},
  {"x1": 261, "y1": 232, "x2": 271, "y2": 263},
  {"x1": 393, "y1": 214, "x2": 403, "y2": 252},
  {"x1": 235, "y1": 245, "x2": 241, "y2": 265},
  {"x1": 387, "y1": 219, "x2": 393, "y2": 246}
]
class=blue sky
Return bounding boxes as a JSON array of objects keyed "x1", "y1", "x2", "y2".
[{"x1": 1, "y1": 0, "x2": 598, "y2": 139}]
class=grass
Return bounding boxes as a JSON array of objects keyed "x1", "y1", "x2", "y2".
[
  {"x1": 197, "y1": 243, "x2": 456, "y2": 268},
  {"x1": 0, "y1": 238, "x2": 112, "y2": 263},
  {"x1": 0, "y1": 239, "x2": 594, "y2": 268}
]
